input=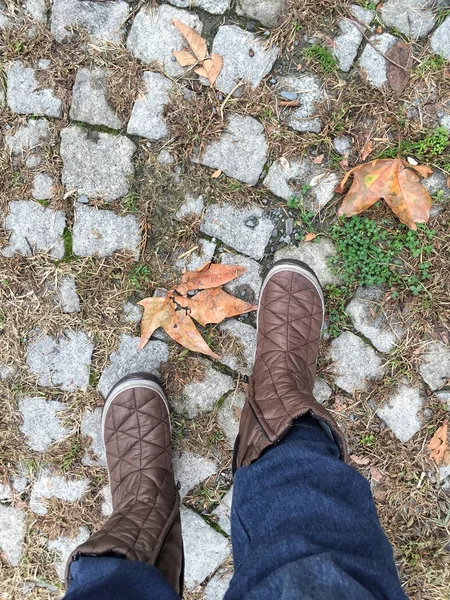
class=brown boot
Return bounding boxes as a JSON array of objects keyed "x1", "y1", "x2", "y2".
[
  {"x1": 66, "y1": 373, "x2": 183, "y2": 594},
  {"x1": 234, "y1": 259, "x2": 347, "y2": 470}
]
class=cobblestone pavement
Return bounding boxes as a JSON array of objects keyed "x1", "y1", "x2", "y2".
[{"x1": 1, "y1": 0, "x2": 450, "y2": 598}]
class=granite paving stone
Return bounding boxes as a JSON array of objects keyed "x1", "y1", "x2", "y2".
[
  {"x1": 197, "y1": 114, "x2": 268, "y2": 186},
  {"x1": 55, "y1": 276, "x2": 81, "y2": 313},
  {"x1": 48, "y1": 527, "x2": 90, "y2": 580},
  {"x1": 278, "y1": 75, "x2": 325, "y2": 133},
  {"x1": 60, "y1": 126, "x2": 136, "y2": 201},
  {"x1": 219, "y1": 319, "x2": 256, "y2": 376},
  {"x1": 173, "y1": 451, "x2": 218, "y2": 499},
  {"x1": 333, "y1": 135, "x2": 352, "y2": 156},
  {"x1": 175, "y1": 194, "x2": 204, "y2": 221},
  {"x1": 24, "y1": 0, "x2": 46, "y2": 22},
  {"x1": 345, "y1": 286, "x2": 404, "y2": 353},
  {"x1": 101, "y1": 485, "x2": 113, "y2": 516},
  {"x1": 81, "y1": 408, "x2": 106, "y2": 467},
  {"x1": 220, "y1": 252, "x2": 263, "y2": 302},
  {"x1": 217, "y1": 390, "x2": 245, "y2": 447},
  {"x1": 204, "y1": 570, "x2": 233, "y2": 600},
  {"x1": 212, "y1": 487, "x2": 233, "y2": 535},
  {"x1": 30, "y1": 470, "x2": 90, "y2": 515},
  {"x1": 26, "y1": 329, "x2": 94, "y2": 392},
  {"x1": 430, "y1": 15, "x2": 450, "y2": 60},
  {"x1": 313, "y1": 377, "x2": 332, "y2": 404},
  {"x1": 175, "y1": 238, "x2": 216, "y2": 272},
  {"x1": 358, "y1": 33, "x2": 398, "y2": 88},
  {"x1": 333, "y1": 5, "x2": 374, "y2": 72},
  {"x1": 97, "y1": 335, "x2": 169, "y2": 398},
  {"x1": 210, "y1": 25, "x2": 278, "y2": 94},
  {"x1": 5, "y1": 118, "x2": 49, "y2": 155},
  {"x1": 121, "y1": 301, "x2": 143, "y2": 324},
  {"x1": 32, "y1": 173, "x2": 54, "y2": 200},
  {"x1": 264, "y1": 157, "x2": 339, "y2": 211},
  {"x1": 180, "y1": 506, "x2": 231, "y2": 591},
  {"x1": 19, "y1": 397, "x2": 69, "y2": 452},
  {"x1": 419, "y1": 341, "x2": 450, "y2": 391},
  {"x1": 274, "y1": 238, "x2": 341, "y2": 287},
  {"x1": 172, "y1": 361, "x2": 234, "y2": 418},
  {"x1": 0, "y1": 364, "x2": 16, "y2": 381},
  {"x1": 7, "y1": 61, "x2": 63, "y2": 118},
  {"x1": 72, "y1": 205, "x2": 141, "y2": 260},
  {"x1": 167, "y1": 0, "x2": 229, "y2": 13},
  {"x1": 127, "y1": 72, "x2": 172, "y2": 140},
  {"x1": 0, "y1": 505, "x2": 25, "y2": 567},
  {"x1": 70, "y1": 68, "x2": 123, "y2": 129},
  {"x1": 2, "y1": 201, "x2": 66, "y2": 259},
  {"x1": 377, "y1": 385, "x2": 425, "y2": 442},
  {"x1": 51, "y1": 0, "x2": 129, "y2": 43},
  {"x1": 235, "y1": 0, "x2": 286, "y2": 27},
  {"x1": 380, "y1": 0, "x2": 438, "y2": 39},
  {"x1": 127, "y1": 4, "x2": 203, "y2": 77},
  {"x1": 328, "y1": 331, "x2": 384, "y2": 393},
  {"x1": 200, "y1": 202, "x2": 274, "y2": 260},
  {"x1": 0, "y1": 482, "x2": 13, "y2": 501}
]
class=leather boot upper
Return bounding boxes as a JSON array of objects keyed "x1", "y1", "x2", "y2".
[
  {"x1": 235, "y1": 265, "x2": 348, "y2": 469},
  {"x1": 66, "y1": 384, "x2": 183, "y2": 594}
]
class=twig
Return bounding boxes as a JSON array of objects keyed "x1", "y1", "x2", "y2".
[
  {"x1": 279, "y1": 100, "x2": 300, "y2": 107},
  {"x1": 220, "y1": 81, "x2": 244, "y2": 120}
]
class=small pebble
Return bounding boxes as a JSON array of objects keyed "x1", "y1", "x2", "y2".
[
  {"x1": 171, "y1": 56, "x2": 177, "y2": 62},
  {"x1": 77, "y1": 194, "x2": 89, "y2": 204},
  {"x1": 270, "y1": 77, "x2": 277, "y2": 84},
  {"x1": 244, "y1": 217, "x2": 259, "y2": 229},
  {"x1": 423, "y1": 408, "x2": 433, "y2": 419},
  {"x1": 246, "y1": 21, "x2": 257, "y2": 31},
  {"x1": 280, "y1": 91, "x2": 298, "y2": 101},
  {"x1": 285, "y1": 218, "x2": 294, "y2": 235},
  {"x1": 249, "y1": 49, "x2": 255, "y2": 57}
]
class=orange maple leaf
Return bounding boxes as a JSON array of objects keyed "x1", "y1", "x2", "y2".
[
  {"x1": 337, "y1": 158, "x2": 432, "y2": 230},
  {"x1": 138, "y1": 263, "x2": 257, "y2": 358}
]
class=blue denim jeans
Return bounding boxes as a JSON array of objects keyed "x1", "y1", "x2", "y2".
[{"x1": 64, "y1": 416, "x2": 408, "y2": 599}]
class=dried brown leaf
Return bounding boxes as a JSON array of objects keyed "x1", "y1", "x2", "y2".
[
  {"x1": 360, "y1": 140, "x2": 373, "y2": 161},
  {"x1": 176, "y1": 287, "x2": 257, "y2": 326},
  {"x1": 304, "y1": 232, "x2": 317, "y2": 242},
  {"x1": 428, "y1": 421, "x2": 448, "y2": 465},
  {"x1": 386, "y1": 41, "x2": 412, "y2": 97},
  {"x1": 194, "y1": 53, "x2": 223, "y2": 86},
  {"x1": 211, "y1": 169, "x2": 222, "y2": 179},
  {"x1": 337, "y1": 158, "x2": 432, "y2": 230},
  {"x1": 173, "y1": 49, "x2": 197, "y2": 67},
  {"x1": 176, "y1": 262, "x2": 246, "y2": 296},
  {"x1": 172, "y1": 19, "x2": 207, "y2": 60},
  {"x1": 350, "y1": 454, "x2": 370, "y2": 466}
]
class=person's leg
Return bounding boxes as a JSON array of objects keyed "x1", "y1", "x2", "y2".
[
  {"x1": 63, "y1": 373, "x2": 183, "y2": 599},
  {"x1": 64, "y1": 557, "x2": 178, "y2": 600},
  {"x1": 226, "y1": 415, "x2": 407, "y2": 600},
  {"x1": 227, "y1": 260, "x2": 407, "y2": 600}
]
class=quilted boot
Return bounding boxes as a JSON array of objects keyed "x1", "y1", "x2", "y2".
[
  {"x1": 66, "y1": 373, "x2": 183, "y2": 594},
  {"x1": 234, "y1": 259, "x2": 347, "y2": 469}
]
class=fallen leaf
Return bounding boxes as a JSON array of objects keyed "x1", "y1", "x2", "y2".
[
  {"x1": 138, "y1": 296, "x2": 218, "y2": 358},
  {"x1": 138, "y1": 262, "x2": 257, "y2": 358},
  {"x1": 360, "y1": 140, "x2": 374, "y2": 161},
  {"x1": 279, "y1": 100, "x2": 300, "y2": 107},
  {"x1": 313, "y1": 154, "x2": 324, "y2": 164},
  {"x1": 176, "y1": 287, "x2": 257, "y2": 326},
  {"x1": 350, "y1": 454, "x2": 370, "y2": 466},
  {"x1": 309, "y1": 172, "x2": 327, "y2": 187},
  {"x1": 172, "y1": 49, "x2": 197, "y2": 67},
  {"x1": 279, "y1": 156, "x2": 290, "y2": 171},
  {"x1": 172, "y1": 19, "x2": 207, "y2": 60},
  {"x1": 340, "y1": 158, "x2": 349, "y2": 169},
  {"x1": 407, "y1": 156, "x2": 418, "y2": 166},
  {"x1": 409, "y1": 164, "x2": 433, "y2": 178},
  {"x1": 428, "y1": 421, "x2": 448, "y2": 465},
  {"x1": 370, "y1": 466, "x2": 384, "y2": 483},
  {"x1": 211, "y1": 169, "x2": 222, "y2": 179},
  {"x1": 337, "y1": 158, "x2": 432, "y2": 230},
  {"x1": 296, "y1": 63, "x2": 302, "y2": 70},
  {"x1": 386, "y1": 41, "x2": 412, "y2": 97},
  {"x1": 373, "y1": 489, "x2": 387, "y2": 503},
  {"x1": 194, "y1": 53, "x2": 223, "y2": 86},
  {"x1": 304, "y1": 232, "x2": 317, "y2": 242},
  {"x1": 176, "y1": 262, "x2": 246, "y2": 295}
]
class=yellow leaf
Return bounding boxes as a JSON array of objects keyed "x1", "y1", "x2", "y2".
[
  {"x1": 304, "y1": 232, "x2": 317, "y2": 242},
  {"x1": 428, "y1": 421, "x2": 448, "y2": 465}
]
